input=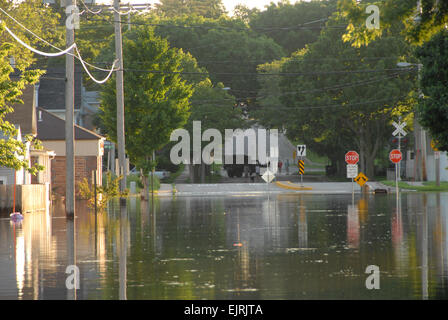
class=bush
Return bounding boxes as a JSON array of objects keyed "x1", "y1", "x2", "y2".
[
  {"x1": 127, "y1": 173, "x2": 144, "y2": 189},
  {"x1": 78, "y1": 172, "x2": 128, "y2": 212}
]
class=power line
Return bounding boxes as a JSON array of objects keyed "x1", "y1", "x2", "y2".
[
  {"x1": 261, "y1": 95, "x2": 410, "y2": 111},
  {"x1": 0, "y1": 9, "x2": 118, "y2": 84},
  {"x1": 116, "y1": 66, "x2": 415, "y2": 77},
  {"x1": 0, "y1": 8, "x2": 117, "y2": 72}
]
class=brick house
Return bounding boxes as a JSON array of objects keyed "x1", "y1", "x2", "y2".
[{"x1": 36, "y1": 107, "x2": 105, "y2": 197}]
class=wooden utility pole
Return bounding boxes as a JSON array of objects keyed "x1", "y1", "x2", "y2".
[
  {"x1": 65, "y1": 0, "x2": 76, "y2": 218},
  {"x1": 114, "y1": 0, "x2": 127, "y2": 193}
]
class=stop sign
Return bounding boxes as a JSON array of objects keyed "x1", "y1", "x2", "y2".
[
  {"x1": 345, "y1": 151, "x2": 359, "y2": 165},
  {"x1": 389, "y1": 149, "x2": 402, "y2": 163}
]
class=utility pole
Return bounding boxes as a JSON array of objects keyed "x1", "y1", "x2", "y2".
[
  {"x1": 65, "y1": 0, "x2": 76, "y2": 218},
  {"x1": 114, "y1": 0, "x2": 127, "y2": 195}
]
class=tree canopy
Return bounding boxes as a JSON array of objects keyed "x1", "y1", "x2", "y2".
[
  {"x1": 99, "y1": 27, "x2": 194, "y2": 181},
  {"x1": 0, "y1": 0, "x2": 59, "y2": 174},
  {"x1": 249, "y1": 0, "x2": 339, "y2": 54},
  {"x1": 339, "y1": 0, "x2": 448, "y2": 47},
  {"x1": 415, "y1": 30, "x2": 448, "y2": 151},
  {"x1": 256, "y1": 16, "x2": 415, "y2": 177},
  {"x1": 155, "y1": 0, "x2": 227, "y2": 19}
]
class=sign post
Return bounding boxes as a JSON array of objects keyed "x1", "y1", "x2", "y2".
[
  {"x1": 345, "y1": 151, "x2": 360, "y2": 197},
  {"x1": 392, "y1": 118, "x2": 407, "y2": 181},
  {"x1": 297, "y1": 145, "x2": 306, "y2": 187},
  {"x1": 390, "y1": 149, "x2": 402, "y2": 194},
  {"x1": 431, "y1": 140, "x2": 440, "y2": 187}
]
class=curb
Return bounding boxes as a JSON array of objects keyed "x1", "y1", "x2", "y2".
[{"x1": 275, "y1": 181, "x2": 313, "y2": 191}]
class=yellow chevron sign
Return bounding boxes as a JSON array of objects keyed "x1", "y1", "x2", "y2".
[
  {"x1": 354, "y1": 172, "x2": 368, "y2": 187},
  {"x1": 298, "y1": 160, "x2": 305, "y2": 175}
]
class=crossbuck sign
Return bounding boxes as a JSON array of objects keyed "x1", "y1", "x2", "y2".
[{"x1": 392, "y1": 121, "x2": 407, "y2": 137}]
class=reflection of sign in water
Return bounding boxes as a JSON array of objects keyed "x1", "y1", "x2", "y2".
[
  {"x1": 347, "y1": 204, "x2": 359, "y2": 248},
  {"x1": 391, "y1": 208, "x2": 403, "y2": 246},
  {"x1": 298, "y1": 201, "x2": 307, "y2": 248}
]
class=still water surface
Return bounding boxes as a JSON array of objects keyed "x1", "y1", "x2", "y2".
[{"x1": 0, "y1": 192, "x2": 447, "y2": 300}]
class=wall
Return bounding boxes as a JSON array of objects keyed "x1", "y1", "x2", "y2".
[
  {"x1": 51, "y1": 156, "x2": 102, "y2": 197},
  {"x1": 0, "y1": 184, "x2": 49, "y2": 213},
  {"x1": 42, "y1": 139, "x2": 103, "y2": 157}
]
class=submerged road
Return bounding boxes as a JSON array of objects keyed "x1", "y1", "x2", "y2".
[{"x1": 168, "y1": 181, "x2": 392, "y2": 196}]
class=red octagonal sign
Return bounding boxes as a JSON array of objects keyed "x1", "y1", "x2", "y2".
[
  {"x1": 345, "y1": 151, "x2": 359, "y2": 165},
  {"x1": 389, "y1": 149, "x2": 402, "y2": 163}
]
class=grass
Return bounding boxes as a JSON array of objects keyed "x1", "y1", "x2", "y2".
[
  {"x1": 161, "y1": 163, "x2": 185, "y2": 184},
  {"x1": 205, "y1": 173, "x2": 222, "y2": 183},
  {"x1": 380, "y1": 180, "x2": 448, "y2": 192},
  {"x1": 305, "y1": 150, "x2": 328, "y2": 165},
  {"x1": 127, "y1": 173, "x2": 160, "y2": 193}
]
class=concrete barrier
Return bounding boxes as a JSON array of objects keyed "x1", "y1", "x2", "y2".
[{"x1": 0, "y1": 184, "x2": 49, "y2": 214}]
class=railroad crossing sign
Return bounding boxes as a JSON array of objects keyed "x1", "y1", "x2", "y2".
[
  {"x1": 345, "y1": 151, "x2": 359, "y2": 165},
  {"x1": 347, "y1": 164, "x2": 358, "y2": 179},
  {"x1": 298, "y1": 160, "x2": 305, "y2": 175},
  {"x1": 297, "y1": 145, "x2": 306, "y2": 157},
  {"x1": 392, "y1": 121, "x2": 407, "y2": 137},
  {"x1": 354, "y1": 172, "x2": 368, "y2": 187},
  {"x1": 389, "y1": 149, "x2": 402, "y2": 163},
  {"x1": 261, "y1": 169, "x2": 275, "y2": 183}
]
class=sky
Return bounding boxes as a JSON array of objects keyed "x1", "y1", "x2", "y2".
[{"x1": 94, "y1": 0, "x2": 305, "y2": 15}]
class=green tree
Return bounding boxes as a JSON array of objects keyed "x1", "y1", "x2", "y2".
[
  {"x1": 0, "y1": 24, "x2": 44, "y2": 174},
  {"x1": 249, "y1": 0, "x2": 339, "y2": 54},
  {"x1": 264, "y1": 17, "x2": 415, "y2": 177},
  {"x1": 185, "y1": 79, "x2": 246, "y2": 182},
  {"x1": 0, "y1": 0, "x2": 63, "y2": 68},
  {"x1": 415, "y1": 30, "x2": 448, "y2": 151},
  {"x1": 339, "y1": 0, "x2": 448, "y2": 47},
  {"x1": 99, "y1": 27, "x2": 193, "y2": 197},
  {"x1": 155, "y1": 0, "x2": 226, "y2": 19},
  {"x1": 136, "y1": 14, "x2": 284, "y2": 103},
  {"x1": 232, "y1": 4, "x2": 260, "y2": 23}
]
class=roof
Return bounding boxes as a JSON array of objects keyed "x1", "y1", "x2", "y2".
[
  {"x1": 4, "y1": 85, "x2": 37, "y2": 135},
  {"x1": 38, "y1": 65, "x2": 82, "y2": 110},
  {"x1": 36, "y1": 107, "x2": 104, "y2": 141}
]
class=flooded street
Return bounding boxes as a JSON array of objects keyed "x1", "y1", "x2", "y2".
[{"x1": 0, "y1": 192, "x2": 447, "y2": 300}]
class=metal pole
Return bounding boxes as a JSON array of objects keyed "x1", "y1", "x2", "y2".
[
  {"x1": 65, "y1": 0, "x2": 76, "y2": 218},
  {"x1": 152, "y1": 150, "x2": 155, "y2": 203},
  {"x1": 417, "y1": 63, "x2": 428, "y2": 181},
  {"x1": 300, "y1": 156, "x2": 303, "y2": 187},
  {"x1": 435, "y1": 152, "x2": 440, "y2": 187},
  {"x1": 352, "y1": 177, "x2": 354, "y2": 202},
  {"x1": 94, "y1": 169, "x2": 97, "y2": 215},
  {"x1": 114, "y1": 0, "x2": 127, "y2": 194},
  {"x1": 395, "y1": 163, "x2": 399, "y2": 195},
  {"x1": 398, "y1": 117, "x2": 402, "y2": 181}
]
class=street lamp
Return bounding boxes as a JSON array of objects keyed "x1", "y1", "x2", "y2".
[{"x1": 397, "y1": 61, "x2": 427, "y2": 181}]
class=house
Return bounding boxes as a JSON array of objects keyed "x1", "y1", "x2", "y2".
[
  {"x1": 0, "y1": 84, "x2": 54, "y2": 213},
  {"x1": 36, "y1": 107, "x2": 105, "y2": 197},
  {"x1": 38, "y1": 65, "x2": 101, "y2": 131},
  {"x1": 1, "y1": 84, "x2": 54, "y2": 186}
]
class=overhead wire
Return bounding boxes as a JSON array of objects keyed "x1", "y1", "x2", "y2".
[{"x1": 0, "y1": 8, "x2": 118, "y2": 84}]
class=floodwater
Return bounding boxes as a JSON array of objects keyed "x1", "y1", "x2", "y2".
[{"x1": 0, "y1": 192, "x2": 447, "y2": 300}]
